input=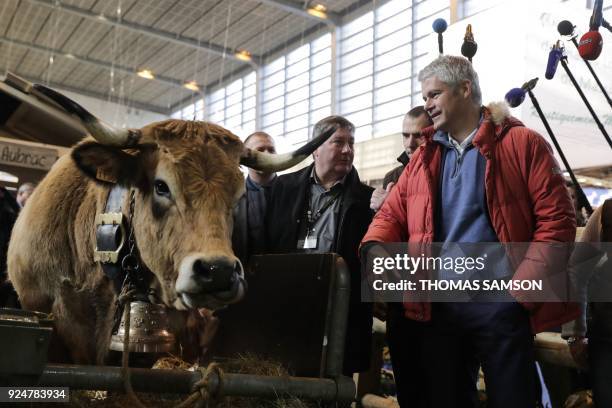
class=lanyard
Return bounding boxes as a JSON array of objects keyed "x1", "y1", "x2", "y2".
[{"x1": 305, "y1": 188, "x2": 342, "y2": 228}]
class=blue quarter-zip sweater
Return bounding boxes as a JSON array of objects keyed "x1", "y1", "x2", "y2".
[
  {"x1": 433, "y1": 128, "x2": 512, "y2": 282},
  {"x1": 433, "y1": 128, "x2": 497, "y2": 243}
]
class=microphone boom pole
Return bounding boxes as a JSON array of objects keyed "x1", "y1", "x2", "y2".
[
  {"x1": 558, "y1": 57, "x2": 612, "y2": 149},
  {"x1": 568, "y1": 36, "x2": 612, "y2": 108},
  {"x1": 526, "y1": 89, "x2": 593, "y2": 215}
]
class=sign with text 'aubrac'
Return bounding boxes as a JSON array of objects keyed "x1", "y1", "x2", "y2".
[{"x1": 0, "y1": 140, "x2": 58, "y2": 171}]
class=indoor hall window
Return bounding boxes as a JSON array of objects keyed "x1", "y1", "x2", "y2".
[
  {"x1": 341, "y1": 93, "x2": 372, "y2": 116},
  {"x1": 374, "y1": 115, "x2": 404, "y2": 138},
  {"x1": 204, "y1": 70, "x2": 255, "y2": 136},
  {"x1": 375, "y1": 78, "x2": 411, "y2": 105},
  {"x1": 261, "y1": 32, "x2": 331, "y2": 147},
  {"x1": 342, "y1": 11, "x2": 373, "y2": 39},
  {"x1": 376, "y1": 0, "x2": 411, "y2": 22}
]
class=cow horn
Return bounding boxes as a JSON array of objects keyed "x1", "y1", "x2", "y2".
[
  {"x1": 33, "y1": 84, "x2": 141, "y2": 147},
  {"x1": 240, "y1": 126, "x2": 337, "y2": 172}
]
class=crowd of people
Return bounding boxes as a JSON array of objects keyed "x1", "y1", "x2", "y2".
[
  {"x1": 233, "y1": 55, "x2": 610, "y2": 408},
  {"x1": 1, "y1": 55, "x2": 609, "y2": 407}
]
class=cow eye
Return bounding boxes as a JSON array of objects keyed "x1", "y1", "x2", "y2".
[{"x1": 154, "y1": 179, "x2": 171, "y2": 197}]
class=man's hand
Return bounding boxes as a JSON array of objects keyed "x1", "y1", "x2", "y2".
[
  {"x1": 373, "y1": 302, "x2": 387, "y2": 321},
  {"x1": 370, "y1": 182, "x2": 395, "y2": 211},
  {"x1": 568, "y1": 336, "x2": 589, "y2": 370}
]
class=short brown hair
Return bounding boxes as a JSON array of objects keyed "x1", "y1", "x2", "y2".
[
  {"x1": 312, "y1": 115, "x2": 354, "y2": 140},
  {"x1": 406, "y1": 106, "x2": 433, "y2": 126}
]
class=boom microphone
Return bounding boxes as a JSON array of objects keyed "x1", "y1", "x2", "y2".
[
  {"x1": 578, "y1": 31, "x2": 603, "y2": 60},
  {"x1": 506, "y1": 79, "x2": 593, "y2": 215},
  {"x1": 558, "y1": 54, "x2": 612, "y2": 149},
  {"x1": 589, "y1": 0, "x2": 603, "y2": 31},
  {"x1": 579, "y1": 0, "x2": 604, "y2": 60},
  {"x1": 545, "y1": 41, "x2": 563, "y2": 80},
  {"x1": 557, "y1": 20, "x2": 575, "y2": 37},
  {"x1": 505, "y1": 88, "x2": 526, "y2": 108},
  {"x1": 504, "y1": 78, "x2": 538, "y2": 108},
  {"x1": 558, "y1": 19, "x2": 612, "y2": 108},
  {"x1": 432, "y1": 18, "x2": 447, "y2": 54},
  {"x1": 460, "y1": 24, "x2": 478, "y2": 62}
]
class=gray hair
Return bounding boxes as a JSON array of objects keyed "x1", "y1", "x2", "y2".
[
  {"x1": 17, "y1": 182, "x2": 35, "y2": 194},
  {"x1": 418, "y1": 55, "x2": 482, "y2": 106}
]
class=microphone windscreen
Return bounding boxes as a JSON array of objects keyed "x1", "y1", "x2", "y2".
[
  {"x1": 505, "y1": 88, "x2": 526, "y2": 108},
  {"x1": 432, "y1": 18, "x2": 448, "y2": 34},
  {"x1": 545, "y1": 49, "x2": 562, "y2": 80},
  {"x1": 557, "y1": 20, "x2": 575, "y2": 36},
  {"x1": 578, "y1": 31, "x2": 603, "y2": 60},
  {"x1": 461, "y1": 41, "x2": 478, "y2": 58}
]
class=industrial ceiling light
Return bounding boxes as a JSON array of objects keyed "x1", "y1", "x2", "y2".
[
  {"x1": 183, "y1": 81, "x2": 200, "y2": 92},
  {"x1": 307, "y1": 4, "x2": 328, "y2": 19},
  {"x1": 137, "y1": 69, "x2": 154, "y2": 80},
  {"x1": 234, "y1": 50, "x2": 252, "y2": 62}
]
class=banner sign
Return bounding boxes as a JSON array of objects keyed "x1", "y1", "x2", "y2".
[{"x1": 0, "y1": 140, "x2": 58, "y2": 171}]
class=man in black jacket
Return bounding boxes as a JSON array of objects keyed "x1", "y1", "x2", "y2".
[
  {"x1": 266, "y1": 116, "x2": 374, "y2": 375},
  {"x1": 370, "y1": 106, "x2": 431, "y2": 211},
  {"x1": 0, "y1": 186, "x2": 20, "y2": 307},
  {"x1": 233, "y1": 132, "x2": 277, "y2": 265}
]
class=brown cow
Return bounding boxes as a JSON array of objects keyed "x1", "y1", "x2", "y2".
[{"x1": 7, "y1": 85, "x2": 333, "y2": 364}]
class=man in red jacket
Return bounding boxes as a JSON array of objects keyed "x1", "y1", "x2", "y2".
[{"x1": 362, "y1": 56, "x2": 578, "y2": 408}]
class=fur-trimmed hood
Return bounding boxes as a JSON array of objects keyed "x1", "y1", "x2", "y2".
[{"x1": 419, "y1": 101, "x2": 524, "y2": 146}]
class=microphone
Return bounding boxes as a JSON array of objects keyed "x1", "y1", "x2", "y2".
[
  {"x1": 578, "y1": 0, "x2": 604, "y2": 60},
  {"x1": 557, "y1": 20, "x2": 575, "y2": 37},
  {"x1": 505, "y1": 79, "x2": 594, "y2": 215},
  {"x1": 505, "y1": 88, "x2": 525, "y2": 108},
  {"x1": 460, "y1": 24, "x2": 477, "y2": 62},
  {"x1": 505, "y1": 78, "x2": 538, "y2": 108},
  {"x1": 558, "y1": 19, "x2": 612, "y2": 108},
  {"x1": 578, "y1": 31, "x2": 603, "y2": 60},
  {"x1": 432, "y1": 18, "x2": 447, "y2": 54},
  {"x1": 545, "y1": 41, "x2": 564, "y2": 80}
]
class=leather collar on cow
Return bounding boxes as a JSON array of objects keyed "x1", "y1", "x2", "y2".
[{"x1": 95, "y1": 185, "x2": 150, "y2": 297}]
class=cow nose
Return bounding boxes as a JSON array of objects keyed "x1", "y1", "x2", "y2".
[{"x1": 192, "y1": 258, "x2": 238, "y2": 292}]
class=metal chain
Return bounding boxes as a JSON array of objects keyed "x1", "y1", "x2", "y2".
[{"x1": 121, "y1": 190, "x2": 139, "y2": 274}]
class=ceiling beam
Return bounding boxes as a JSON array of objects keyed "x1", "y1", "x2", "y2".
[
  {"x1": 0, "y1": 36, "x2": 197, "y2": 92},
  {"x1": 2, "y1": 72, "x2": 170, "y2": 115},
  {"x1": 258, "y1": 0, "x2": 339, "y2": 26},
  {"x1": 24, "y1": 0, "x2": 261, "y2": 66}
]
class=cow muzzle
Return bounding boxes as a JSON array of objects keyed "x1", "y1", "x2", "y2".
[{"x1": 176, "y1": 255, "x2": 246, "y2": 310}]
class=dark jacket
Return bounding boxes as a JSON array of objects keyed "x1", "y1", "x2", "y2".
[
  {"x1": 0, "y1": 187, "x2": 20, "y2": 308},
  {"x1": 266, "y1": 163, "x2": 374, "y2": 373},
  {"x1": 382, "y1": 151, "x2": 409, "y2": 188},
  {"x1": 232, "y1": 176, "x2": 275, "y2": 266}
]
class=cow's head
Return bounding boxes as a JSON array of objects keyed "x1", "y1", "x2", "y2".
[{"x1": 34, "y1": 85, "x2": 335, "y2": 311}]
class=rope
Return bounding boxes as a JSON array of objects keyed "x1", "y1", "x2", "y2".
[
  {"x1": 173, "y1": 362, "x2": 225, "y2": 408},
  {"x1": 116, "y1": 288, "x2": 224, "y2": 407},
  {"x1": 118, "y1": 290, "x2": 148, "y2": 408}
]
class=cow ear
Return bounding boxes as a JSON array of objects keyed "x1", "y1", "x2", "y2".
[{"x1": 72, "y1": 141, "x2": 142, "y2": 185}]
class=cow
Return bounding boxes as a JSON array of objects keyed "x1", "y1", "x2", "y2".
[{"x1": 7, "y1": 84, "x2": 334, "y2": 365}]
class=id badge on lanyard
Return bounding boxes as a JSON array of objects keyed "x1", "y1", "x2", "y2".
[
  {"x1": 297, "y1": 188, "x2": 340, "y2": 250},
  {"x1": 297, "y1": 234, "x2": 318, "y2": 249}
]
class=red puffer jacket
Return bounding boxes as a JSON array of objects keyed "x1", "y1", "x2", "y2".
[{"x1": 362, "y1": 103, "x2": 580, "y2": 333}]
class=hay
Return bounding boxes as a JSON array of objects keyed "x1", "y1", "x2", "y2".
[
  {"x1": 65, "y1": 354, "x2": 322, "y2": 408},
  {"x1": 564, "y1": 390, "x2": 594, "y2": 408}
]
